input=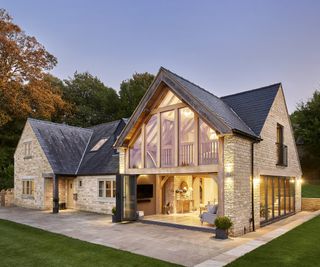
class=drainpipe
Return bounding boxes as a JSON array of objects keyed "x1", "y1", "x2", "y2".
[{"x1": 251, "y1": 142, "x2": 255, "y2": 231}]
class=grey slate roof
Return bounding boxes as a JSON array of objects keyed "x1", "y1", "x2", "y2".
[
  {"x1": 162, "y1": 68, "x2": 257, "y2": 137},
  {"x1": 115, "y1": 67, "x2": 281, "y2": 147},
  {"x1": 77, "y1": 119, "x2": 126, "y2": 175},
  {"x1": 28, "y1": 118, "x2": 126, "y2": 176},
  {"x1": 221, "y1": 83, "x2": 280, "y2": 135}
]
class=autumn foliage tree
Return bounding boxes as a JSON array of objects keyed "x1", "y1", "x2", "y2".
[{"x1": 0, "y1": 8, "x2": 67, "y2": 127}]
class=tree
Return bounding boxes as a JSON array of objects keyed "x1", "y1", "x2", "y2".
[
  {"x1": 62, "y1": 72, "x2": 120, "y2": 127},
  {"x1": 119, "y1": 72, "x2": 155, "y2": 118},
  {"x1": 0, "y1": 8, "x2": 66, "y2": 127},
  {"x1": 291, "y1": 90, "x2": 320, "y2": 179}
]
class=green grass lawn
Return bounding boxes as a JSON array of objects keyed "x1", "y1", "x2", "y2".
[
  {"x1": 302, "y1": 180, "x2": 320, "y2": 198},
  {"x1": 0, "y1": 219, "x2": 178, "y2": 267},
  {"x1": 227, "y1": 215, "x2": 320, "y2": 267}
]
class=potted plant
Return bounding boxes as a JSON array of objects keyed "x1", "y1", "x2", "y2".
[
  {"x1": 214, "y1": 216, "x2": 233, "y2": 239},
  {"x1": 112, "y1": 206, "x2": 116, "y2": 223}
]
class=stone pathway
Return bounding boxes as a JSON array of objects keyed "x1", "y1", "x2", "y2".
[{"x1": 0, "y1": 207, "x2": 319, "y2": 267}]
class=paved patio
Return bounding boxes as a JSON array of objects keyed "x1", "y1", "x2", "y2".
[{"x1": 0, "y1": 207, "x2": 319, "y2": 267}]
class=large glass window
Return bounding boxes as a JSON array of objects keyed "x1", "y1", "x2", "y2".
[
  {"x1": 280, "y1": 178, "x2": 285, "y2": 215},
  {"x1": 285, "y1": 178, "x2": 290, "y2": 214},
  {"x1": 260, "y1": 177, "x2": 266, "y2": 222},
  {"x1": 158, "y1": 90, "x2": 182, "y2": 108},
  {"x1": 267, "y1": 178, "x2": 273, "y2": 220},
  {"x1": 273, "y1": 178, "x2": 279, "y2": 217},
  {"x1": 161, "y1": 111, "x2": 175, "y2": 167},
  {"x1": 260, "y1": 176, "x2": 295, "y2": 223},
  {"x1": 145, "y1": 115, "x2": 158, "y2": 168},
  {"x1": 290, "y1": 178, "x2": 295, "y2": 213},
  {"x1": 129, "y1": 132, "x2": 142, "y2": 168},
  {"x1": 199, "y1": 119, "x2": 218, "y2": 165},
  {"x1": 179, "y1": 107, "x2": 195, "y2": 166}
]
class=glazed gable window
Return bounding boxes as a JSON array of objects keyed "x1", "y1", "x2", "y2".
[
  {"x1": 128, "y1": 90, "x2": 219, "y2": 169},
  {"x1": 98, "y1": 179, "x2": 116, "y2": 198},
  {"x1": 22, "y1": 180, "x2": 34, "y2": 196},
  {"x1": 23, "y1": 141, "x2": 32, "y2": 158}
]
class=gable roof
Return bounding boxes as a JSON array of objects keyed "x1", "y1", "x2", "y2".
[
  {"x1": 77, "y1": 119, "x2": 126, "y2": 175},
  {"x1": 163, "y1": 68, "x2": 257, "y2": 137},
  {"x1": 28, "y1": 118, "x2": 126, "y2": 175},
  {"x1": 115, "y1": 67, "x2": 261, "y2": 147},
  {"x1": 221, "y1": 83, "x2": 281, "y2": 135}
]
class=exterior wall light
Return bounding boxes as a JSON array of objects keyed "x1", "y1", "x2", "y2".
[{"x1": 225, "y1": 163, "x2": 233, "y2": 177}]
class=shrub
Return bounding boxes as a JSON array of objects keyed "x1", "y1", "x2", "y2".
[
  {"x1": 214, "y1": 216, "x2": 233, "y2": 230},
  {"x1": 112, "y1": 207, "x2": 116, "y2": 215}
]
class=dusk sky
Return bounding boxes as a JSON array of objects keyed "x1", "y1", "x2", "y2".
[{"x1": 2, "y1": 0, "x2": 320, "y2": 113}]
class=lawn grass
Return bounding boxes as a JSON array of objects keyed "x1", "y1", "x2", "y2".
[
  {"x1": 0, "y1": 219, "x2": 179, "y2": 267},
  {"x1": 227, "y1": 215, "x2": 320, "y2": 267},
  {"x1": 302, "y1": 180, "x2": 320, "y2": 198}
]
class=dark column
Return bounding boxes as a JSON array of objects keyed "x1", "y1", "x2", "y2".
[
  {"x1": 115, "y1": 174, "x2": 122, "y2": 222},
  {"x1": 52, "y1": 174, "x2": 59, "y2": 213}
]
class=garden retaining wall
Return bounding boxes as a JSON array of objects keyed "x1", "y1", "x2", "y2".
[{"x1": 302, "y1": 198, "x2": 320, "y2": 211}]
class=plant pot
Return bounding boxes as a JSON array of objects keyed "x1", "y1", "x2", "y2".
[
  {"x1": 215, "y1": 228, "x2": 228, "y2": 239},
  {"x1": 112, "y1": 215, "x2": 116, "y2": 223}
]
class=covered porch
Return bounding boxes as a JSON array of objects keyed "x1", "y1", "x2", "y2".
[
  {"x1": 119, "y1": 173, "x2": 222, "y2": 230},
  {"x1": 43, "y1": 174, "x2": 76, "y2": 212}
]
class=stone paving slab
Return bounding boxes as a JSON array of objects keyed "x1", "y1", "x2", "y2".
[{"x1": 0, "y1": 207, "x2": 319, "y2": 267}]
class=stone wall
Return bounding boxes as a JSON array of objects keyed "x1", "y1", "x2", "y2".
[
  {"x1": 0, "y1": 189, "x2": 14, "y2": 207},
  {"x1": 14, "y1": 122, "x2": 53, "y2": 209},
  {"x1": 301, "y1": 198, "x2": 320, "y2": 211},
  {"x1": 223, "y1": 135, "x2": 252, "y2": 236},
  {"x1": 254, "y1": 87, "x2": 302, "y2": 228},
  {"x1": 74, "y1": 175, "x2": 116, "y2": 214}
]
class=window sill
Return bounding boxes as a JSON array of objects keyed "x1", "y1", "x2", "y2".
[
  {"x1": 97, "y1": 197, "x2": 115, "y2": 202},
  {"x1": 24, "y1": 156, "x2": 33, "y2": 160},
  {"x1": 276, "y1": 164, "x2": 288, "y2": 167},
  {"x1": 22, "y1": 195, "x2": 34, "y2": 200}
]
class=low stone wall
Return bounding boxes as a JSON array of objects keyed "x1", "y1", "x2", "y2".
[
  {"x1": 302, "y1": 198, "x2": 320, "y2": 211},
  {"x1": 0, "y1": 189, "x2": 14, "y2": 207}
]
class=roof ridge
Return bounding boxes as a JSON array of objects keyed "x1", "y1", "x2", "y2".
[
  {"x1": 160, "y1": 67, "x2": 220, "y2": 100},
  {"x1": 221, "y1": 83, "x2": 281, "y2": 99},
  {"x1": 88, "y1": 119, "x2": 122, "y2": 129},
  {"x1": 27, "y1": 118, "x2": 92, "y2": 133}
]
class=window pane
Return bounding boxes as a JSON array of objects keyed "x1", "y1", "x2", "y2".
[
  {"x1": 179, "y1": 107, "x2": 194, "y2": 166},
  {"x1": 129, "y1": 132, "x2": 142, "y2": 168},
  {"x1": 112, "y1": 181, "x2": 116, "y2": 198},
  {"x1": 290, "y1": 178, "x2": 295, "y2": 212},
  {"x1": 161, "y1": 111, "x2": 175, "y2": 167},
  {"x1": 280, "y1": 178, "x2": 285, "y2": 215},
  {"x1": 267, "y1": 178, "x2": 273, "y2": 220},
  {"x1": 274, "y1": 178, "x2": 279, "y2": 218},
  {"x1": 260, "y1": 177, "x2": 266, "y2": 222},
  {"x1": 106, "y1": 181, "x2": 111, "y2": 197},
  {"x1": 199, "y1": 119, "x2": 218, "y2": 165},
  {"x1": 99, "y1": 181, "x2": 104, "y2": 197},
  {"x1": 285, "y1": 178, "x2": 290, "y2": 213},
  {"x1": 145, "y1": 115, "x2": 158, "y2": 168},
  {"x1": 158, "y1": 90, "x2": 182, "y2": 108},
  {"x1": 91, "y1": 138, "x2": 109, "y2": 152}
]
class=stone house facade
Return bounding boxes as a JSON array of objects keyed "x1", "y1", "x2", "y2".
[
  {"x1": 114, "y1": 67, "x2": 302, "y2": 236},
  {"x1": 14, "y1": 118, "x2": 126, "y2": 215},
  {"x1": 14, "y1": 67, "x2": 301, "y2": 237}
]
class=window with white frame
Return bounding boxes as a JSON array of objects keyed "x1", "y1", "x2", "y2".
[
  {"x1": 22, "y1": 179, "x2": 34, "y2": 196},
  {"x1": 98, "y1": 179, "x2": 116, "y2": 198},
  {"x1": 24, "y1": 141, "x2": 32, "y2": 158}
]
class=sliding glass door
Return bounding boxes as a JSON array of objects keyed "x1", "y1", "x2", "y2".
[{"x1": 260, "y1": 176, "x2": 295, "y2": 224}]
